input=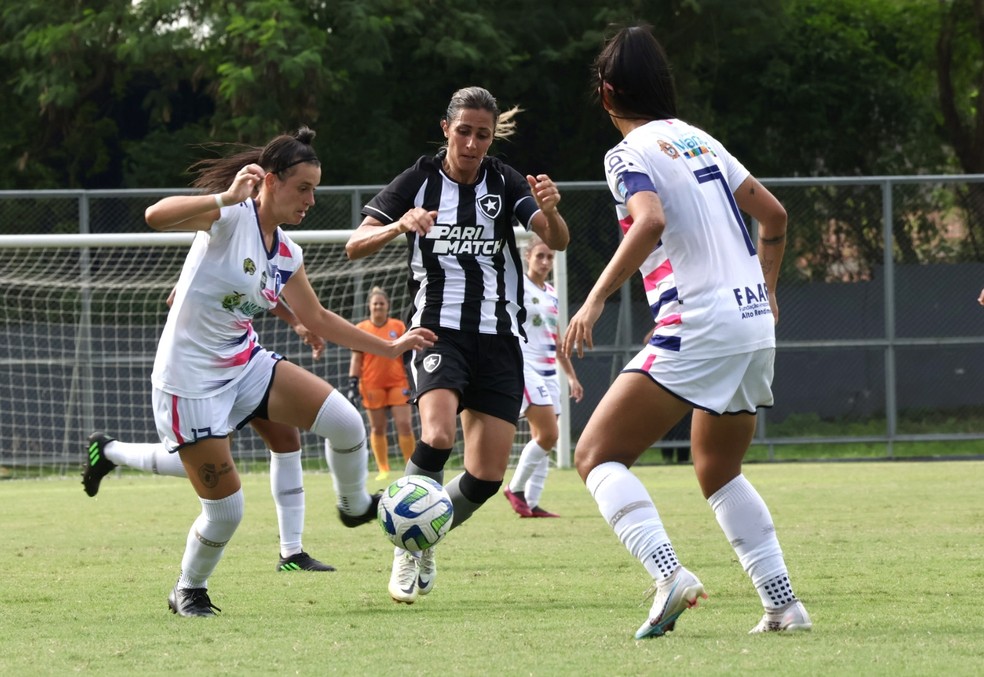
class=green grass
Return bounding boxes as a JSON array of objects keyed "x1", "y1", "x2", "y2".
[{"x1": 3, "y1": 462, "x2": 983, "y2": 676}]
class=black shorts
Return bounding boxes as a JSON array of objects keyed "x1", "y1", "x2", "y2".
[{"x1": 408, "y1": 327, "x2": 523, "y2": 425}]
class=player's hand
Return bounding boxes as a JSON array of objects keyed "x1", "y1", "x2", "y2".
[
  {"x1": 346, "y1": 376, "x2": 362, "y2": 408},
  {"x1": 222, "y1": 164, "x2": 265, "y2": 205},
  {"x1": 397, "y1": 208, "x2": 438, "y2": 237},
  {"x1": 526, "y1": 174, "x2": 561, "y2": 214},
  {"x1": 978, "y1": 287, "x2": 984, "y2": 306},
  {"x1": 563, "y1": 299, "x2": 603, "y2": 359},
  {"x1": 292, "y1": 323, "x2": 325, "y2": 360},
  {"x1": 390, "y1": 327, "x2": 437, "y2": 358},
  {"x1": 568, "y1": 378, "x2": 584, "y2": 403}
]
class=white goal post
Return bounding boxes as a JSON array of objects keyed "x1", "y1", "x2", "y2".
[{"x1": 0, "y1": 230, "x2": 570, "y2": 479}]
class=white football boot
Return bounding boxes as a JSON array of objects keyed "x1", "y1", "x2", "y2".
[{"x1": 388, "y1": 548, "x2": 419, "y2": 604}]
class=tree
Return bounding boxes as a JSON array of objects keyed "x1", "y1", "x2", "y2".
[
  {"x1": 1, "y1": 0, "x2": 982, "y2": 198},
  {"x1": 937, "y1": 0, "x2": 984, "y2": 259}
]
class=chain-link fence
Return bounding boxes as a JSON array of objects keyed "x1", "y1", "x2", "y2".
[{"x1": 2, "y1": 176, "x2": 983, "y2": 472}]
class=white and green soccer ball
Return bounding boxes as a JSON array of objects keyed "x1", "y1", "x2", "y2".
[{"x1": 377, "y1": 475, "x2": 454, "y2": 551}]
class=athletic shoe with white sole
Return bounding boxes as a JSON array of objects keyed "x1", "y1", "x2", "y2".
[
  {"x1": 417, "y1": 547, "x2": 436, "y2": 595},
  {"x1": 82, "y1": 432, "x2": 117, "y2": 497},
  {"x1": 634, "y1": 567, "x2": 708, "y2": 639},
  {"x1": 277, "y1": 551, "x2": 336, "y2": 572},
  {"x1": 389, "y1": 549, "x2": 419, "y2": 604},
  {"x1": 167, "y1": 584, "x2": 221, "y2": 617},
  {"x1": 749, "y1": 600, "x2": 813, "y2": 634}
]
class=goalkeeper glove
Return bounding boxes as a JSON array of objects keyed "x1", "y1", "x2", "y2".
[{"x1": 347, "y1": 376, "x2": 361, "y2": 407}]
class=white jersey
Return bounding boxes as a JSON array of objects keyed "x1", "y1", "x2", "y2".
[
  {"x1": 604, "y1": 119, "x2": 774, "y2": 359},
  {"x1": 521, "y1": 275, "x2": 559, "y2": 377},
  {"x1": 151, "y1": 200, "x2": 303, "y2": 397}
]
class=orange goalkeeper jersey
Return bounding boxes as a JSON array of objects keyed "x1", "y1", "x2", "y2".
[{"x1": 355, "y1": 318, "x2": 410, "y2": 389}]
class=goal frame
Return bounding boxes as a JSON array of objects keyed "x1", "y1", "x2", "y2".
[{"x1": 0, "y1": 229, "x2": 572, "y2": 473}]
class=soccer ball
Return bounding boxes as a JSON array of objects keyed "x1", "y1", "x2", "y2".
[{"x1": 377, "y1": 475, "x2": 454, "y2": 551}]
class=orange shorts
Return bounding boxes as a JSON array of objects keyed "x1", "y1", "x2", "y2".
[{"x1": 360, "y1": 385, "x2": 411, "y2": 410}]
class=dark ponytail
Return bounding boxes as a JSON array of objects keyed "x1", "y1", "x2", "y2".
[{"x1": 190, "y1": 126, "x2": 321, "y2": 193}]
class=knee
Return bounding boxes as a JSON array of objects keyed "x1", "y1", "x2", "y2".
[
  {"x1": 535, "y1": 430, "x2": 559, "y2": 450},
  {"x1": 312, "y1": 390, "x2": 365, "y2": 451},
  {"x1": 423, "y1": 429, "x2": 455, "y2": 449},
  {"x1": 573, "y1": 443, "x2": 600, "y2": 483},
  {"x1": 261, "y1": 426, "x2": 302, "y2": 452},
  {"x1": 203, "y1": 488, "x2": 245, "y2": 528},
  {"x1": 459, "y1": 471, "x2": 501, "y2": 504}
]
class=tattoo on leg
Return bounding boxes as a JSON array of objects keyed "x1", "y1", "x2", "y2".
[{"x1": 198, "y1": 462, "x2": 232, "y2": 488}]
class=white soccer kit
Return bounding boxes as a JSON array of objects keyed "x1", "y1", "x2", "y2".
[
  {"x1": 521, "y1": 275, "x2": 562, "y2": 414},
  {"x1": 152, "y1": 200, "x2": 303, "y2": 398},
  {"x1": 604, "y1": 119, "x2": 775, "y2": 360},
  {"x1": 605, "y1": 119, "x2": 776, "y2": 413}
]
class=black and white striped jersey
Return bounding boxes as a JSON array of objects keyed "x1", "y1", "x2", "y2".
[{"x1": 362, "y1": 151, "x2": 540, "y2": 337}]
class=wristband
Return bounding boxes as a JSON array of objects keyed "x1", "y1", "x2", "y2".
[{"x1": 214, "y1": 194, "x2": 225, "y2": 209}]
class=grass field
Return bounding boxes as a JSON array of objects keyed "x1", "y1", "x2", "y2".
[{"x1": 2, "y1": 461, "x2": 982, "y2": 676}]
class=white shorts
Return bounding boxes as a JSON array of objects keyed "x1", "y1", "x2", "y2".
[
  {"x1": 521, "y1": 362, "x2": 562, "y2": 416},
  {"x1": 152, "y1": 350, "x2": 283, "y2": 452},
  {"x1": 622, "y1": 347, "x2": 775, "y2": 415}
]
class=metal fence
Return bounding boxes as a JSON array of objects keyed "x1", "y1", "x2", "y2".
[{"x1": 2, "y1": 175, "x2": 983, "y2": 468}]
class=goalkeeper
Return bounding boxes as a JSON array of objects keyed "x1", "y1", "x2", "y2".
[{"x1": 347, "y1": 286, "x2": 416, "y2": 482}]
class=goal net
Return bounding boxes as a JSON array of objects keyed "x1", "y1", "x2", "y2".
[{"x1": 0, "y1": 230, "x2": 565, "y2": 479}]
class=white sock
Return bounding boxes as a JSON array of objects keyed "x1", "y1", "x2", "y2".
[
  {"x1": 104, "y1": 441, "x2": 186, "y2": 476},
  {"x1": 585, "y1": 462, "x2": 679, "y2": 581},
  {"x1": 178, "y1": 489, "x2": 244, "y2": 589},
  {"x1": 313, "y1": 390, "x2": 370, "y2": 516},
  {"x1": 509, "y1": 440, "x2": 548, "y2": 494},
  {"x1": 269, "y1": 450, "x2": 304, "y2": 558},
  {"x1": 524, "y1": 454, "x2": 550, "y2": 507},
  {"x1": 708, "y1": 474, "x2": 792, "y2": 607}
]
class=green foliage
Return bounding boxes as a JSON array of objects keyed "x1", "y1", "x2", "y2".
[
  {"x1": 0, "y1": 0, "x2": 984, "y2": 281},
  {"x1": 1, "y1": 0, "x2": 981, "y2": 212},
  {"x1": 211, "y1": 1, "x2": 335, "y2": 142}
]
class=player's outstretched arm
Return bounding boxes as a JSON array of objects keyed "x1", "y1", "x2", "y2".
[
  {"x1": 270, "y1": 299, "x2": 325, "y2": 360},
  {"x1": 145, "y1": 164, "x2": 264, "y2": 232},
  {"x1": 563, "y1": 190, "x2": 665, "y2": 358},
  {"x1": 346, "y1": 210, "x2": 438, "y2": 260},
  {"x1": 283, "y1": 266, "x2": 435, "y2": 358},
  {"x1": 735, "y1": 175, "x2": 786, "y2": 324},
  {"x1": 556, "y1": 344, "x2": 584, "y2": 402}
]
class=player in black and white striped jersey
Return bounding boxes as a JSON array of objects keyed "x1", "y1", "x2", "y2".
[{"x1": 346, "y1": 86, "x2": 570, "y2": 604}]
